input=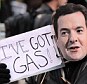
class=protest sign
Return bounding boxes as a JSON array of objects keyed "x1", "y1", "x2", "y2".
[{"x1": 0, "y1": 25, "x2": 64, "y2": 82}]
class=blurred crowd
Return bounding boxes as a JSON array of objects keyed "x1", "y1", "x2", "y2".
[{"x1": 0, "y1": 0, "x2": 42, "y2": 23}]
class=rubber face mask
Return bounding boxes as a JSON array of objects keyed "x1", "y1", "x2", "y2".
[{"x1": 57, "y1": 12, "x2": 87, "y2": 61}]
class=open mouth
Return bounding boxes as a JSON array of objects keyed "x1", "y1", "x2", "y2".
[
  {"x1": 69, "y1": 46, "x2": 79, "y2": 49},
  {"x1": 67, "y1": 46, "x2": 80, "y2": 51}
]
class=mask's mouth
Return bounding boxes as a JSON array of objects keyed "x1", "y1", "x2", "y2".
[
  {"x1": 67, "y1": 46, "x2": 80, "y2": 51},
  {"x1": 69, "y1": 46, "x2": 79, "y2": 49}
]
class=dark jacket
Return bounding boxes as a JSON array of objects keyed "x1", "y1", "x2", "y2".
[
  {"x1": 5, "y1": 12, "x2": 33, "y2": 37},
  {"x1": 26, "y1": 56, "x2": 87, "y2": 84},
  {"x1": 65, "y1": 56, "x2": 87, "y2": 84},
  {"x1": 34, "y1": 4, "x2": 53, "y2": 29},
  {"x1": 0, "y1": 0, "x2": 12, "y2": 23}
]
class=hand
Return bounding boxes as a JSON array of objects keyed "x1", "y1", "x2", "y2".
[{"x1": 0, "y1": 63, "x2": 11, "y2": 84}]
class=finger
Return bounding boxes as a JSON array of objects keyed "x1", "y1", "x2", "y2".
[
  {"x1": 0, "y1": 63, "x2": 7, "y2": 69},
  {"x1": 0, "y1": 69, "x2": 10, "y2": 73}
]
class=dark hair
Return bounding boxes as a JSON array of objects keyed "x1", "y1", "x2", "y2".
[
  {"x1": 52, "y1": 3, "x2": 87, "y2": 37},
  {"x1": 42, "y1": 0, "x2": 52, "y2": 3},
  {"x1": 68, "y1": 0, "x2": 87, "y2": 8}
]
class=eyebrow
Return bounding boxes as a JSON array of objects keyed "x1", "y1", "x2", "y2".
[
  {"x1": 60, "y1": 28, "x2": 69, "y2": 32},
  {"x1": 60, "y1": 26, "x2": 84, "y2": 32},
  {"x1": 76, "y1": 26, "x2": 84, "y2": 29}
]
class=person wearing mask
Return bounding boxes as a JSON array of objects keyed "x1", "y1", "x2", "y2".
[{"x1": 52, "y1": 3, "x2": 87, "y2": 84}]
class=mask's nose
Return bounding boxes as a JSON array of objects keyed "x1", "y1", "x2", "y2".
[
  {"x1": 69, "y1": 39, "x2": 77, "y2": 44},
  {"x1": 69, "y1": 32, "x2": 78, "y2": 44}
]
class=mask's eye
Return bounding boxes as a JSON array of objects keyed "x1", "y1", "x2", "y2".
[
  {"x1": 60, "y1": 30, "x2": 69, "y2": 37},
  {"x1": 77, "y1": 27, "x2": 84, "y2": 34}
]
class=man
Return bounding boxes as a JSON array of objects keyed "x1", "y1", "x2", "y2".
[
  {"x1": 1, "y1": 3, "x2": 87, "y2": 84},
  {"x1": 34, "y1": 0, "x2": 68, "y2": 29},
  {"x1": 52, "y1": 3, "x2": 87, "y2": 84}
]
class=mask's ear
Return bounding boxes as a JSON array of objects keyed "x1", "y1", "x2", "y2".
[
  {"x1": 56, "y1": 38, "x2": 60, "y2": 48},
  {"x1": 56, "y1": 39, "x2": 63, "y2": 57}
]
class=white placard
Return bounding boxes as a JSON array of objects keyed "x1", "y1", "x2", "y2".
[{"x1": 0, "y1": 25, "x2": 64, "y2": 82}]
